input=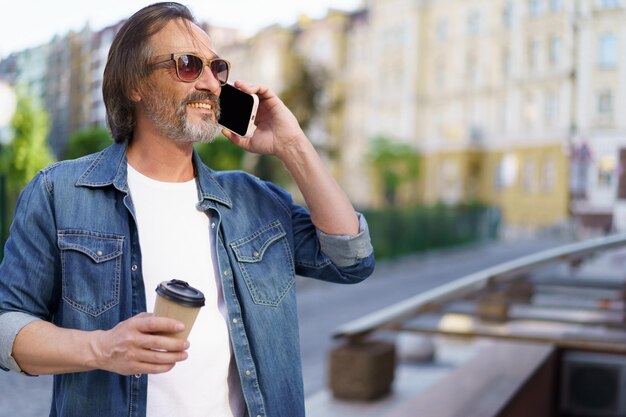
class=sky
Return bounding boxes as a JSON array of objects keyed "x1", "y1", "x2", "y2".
[{"x1": 0, "y1": 0, "x2": 364, "y2": 58}]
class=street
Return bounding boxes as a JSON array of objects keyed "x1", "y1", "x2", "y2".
[{"x1": 0, "y1": 235, "x2": 571, "y2": 415}]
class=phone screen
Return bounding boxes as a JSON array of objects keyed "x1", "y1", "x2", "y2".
[{"x1": 218, "y1": 84, "x2": 257, "y2": 137}]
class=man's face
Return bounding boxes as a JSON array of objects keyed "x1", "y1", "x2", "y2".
[{"x1": 137, "y1": 19, "x2": 223, "y2": 144}]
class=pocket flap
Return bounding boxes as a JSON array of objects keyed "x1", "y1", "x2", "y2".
[
  {"x1": 230, "y1": 221, "x2": 286, "y2": 263},
  {"x1": 58, "y1": 231, "x2": 124, "y2": 263}
]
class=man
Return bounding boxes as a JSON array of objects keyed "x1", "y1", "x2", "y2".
[{"x1": 0, "y1": 2, "x2": 374, "y2": 417}]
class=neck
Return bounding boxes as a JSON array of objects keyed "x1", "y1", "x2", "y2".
[{"x1": 127, "y1": 132, "x2": 196, "y2": 182}]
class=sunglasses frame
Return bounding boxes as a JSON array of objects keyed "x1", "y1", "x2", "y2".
[{"x1": 151, "y1": 53, "x2": 231, "y2": 85}]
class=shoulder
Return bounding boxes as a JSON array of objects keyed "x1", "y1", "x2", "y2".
[{"x1": 41, "y1": 149, "x2": 105, "y2": 181}]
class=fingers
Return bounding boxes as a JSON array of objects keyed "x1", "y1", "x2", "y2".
[
  {"x1": 94, "y1": 314, "x2": 192, "y2": 375},
  {"x1": 137, "y1": 333, "x2": 190, "y2": 353},
  {"x1": 134, "y1": 314, "x2": 185, "y2": 335},
  {"x1": 233, "y1": 80, "x2": 271, "y2": 98},
  {"x1": 221, "y1": 128, "x2": 239, "y2": 141}
]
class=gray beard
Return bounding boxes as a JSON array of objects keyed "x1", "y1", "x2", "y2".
[{"x1": 143, "y1": 92, "x2": 221, "y2": 144}]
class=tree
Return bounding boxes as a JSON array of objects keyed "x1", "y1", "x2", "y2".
[
  {"x1": 0, "y1": 93, "x2": 54, "y2": 251},
  {"x1": 367, "y1": 136, "x2": 420, "y2": 207},
  {"x1": 194, "y1": 136, "x2": 246, "y2": 171},
  {"x1": 63, "y1": 126, "x2": 113, "y2": 160},
  {"x1": 279, "y1": 54, "x2": 323, "y2": 132},
  {"x1": 2, "y1": 93, "x2": 54, "y2": 197}
]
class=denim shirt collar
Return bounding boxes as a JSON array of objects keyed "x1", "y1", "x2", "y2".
[{"x1": 75, "y1": 141, "x2": 233, "y2": 208}]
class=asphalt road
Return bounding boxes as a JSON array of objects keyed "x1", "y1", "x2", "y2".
[{"x1": 0, "y1": 235, "x2": 571, "y2": 416}]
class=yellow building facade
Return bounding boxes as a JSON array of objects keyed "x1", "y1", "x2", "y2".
[{"x1": 412, "y1": 0, "x2": 574, "y2": 229}]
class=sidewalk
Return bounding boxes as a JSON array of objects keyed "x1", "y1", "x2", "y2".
[{"x1": 306, "y1": 337, "x2": 485, "y2": 417}]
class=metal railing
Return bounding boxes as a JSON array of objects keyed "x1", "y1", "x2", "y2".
[{"x1": 333, "y1": 233, "x2": 626, "y2": 351}]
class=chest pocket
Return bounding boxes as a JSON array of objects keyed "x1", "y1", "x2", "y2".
[
  {"x1": 230, "y1": 221, "x2": 295, "y2": 307},
  {"x1": 58, "y1": 230, "x2": 124, "y2": 317}
]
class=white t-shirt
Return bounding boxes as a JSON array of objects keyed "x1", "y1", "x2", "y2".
[{"x1": 127, "y1": 164, "x2": 245, "y2": 417}]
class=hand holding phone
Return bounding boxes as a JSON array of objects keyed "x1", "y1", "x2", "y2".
[{"x1": 218, "y1": 83, "x2": 259, "y2": 138}]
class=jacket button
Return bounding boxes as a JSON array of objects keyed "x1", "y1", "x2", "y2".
[
  {"x1": 232, "y1": 318, "x2": 238, "y2": 324},
  {"x1": 96, "y1": 250, "x2": 103, "y2": 257},
  {"x1": 131, "y1": 264, "x2": 138, "y2": 272},
  {"x1": 245, "y1": 370, "x2": 251, "y2": 377},
  {"x1": 223, "y1": 270, "x2": 230, "y2": 276},
  {"x1": 253, "y1": 251, "x2": 259, "y2": 258},
  {"x1": 134, "y1": 374, "x2": 141, "y2": 379},
  {"x1": 211, "y1": 222, "x2": 216, "y2": 229}
]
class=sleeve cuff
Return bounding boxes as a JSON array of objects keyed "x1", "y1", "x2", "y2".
[
  {"x1": 0, "y1": 312, "x2": 42, "y2": 374},
  {"x1": 316, "y1": 212, "x2": 374, "y2": 267}
]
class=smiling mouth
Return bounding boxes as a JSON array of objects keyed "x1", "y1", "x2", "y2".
[{"x1": 187, "y1": 102, "x2": 213, "y2": 110}]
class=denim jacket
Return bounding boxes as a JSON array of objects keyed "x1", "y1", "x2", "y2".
[{"x1": 0, "y1": 142, "x2": 374, "y2": 417}]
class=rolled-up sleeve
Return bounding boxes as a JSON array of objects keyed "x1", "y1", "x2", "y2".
[
  {"x1": 316, "y1": 213, "x2": 374, "y2": 267},
  {"x1": 0, "y1": 312, "x2": 41, "y2": 372},
  {"x1": 0, "y1": 172, "x2": 58, "y2": 373}
]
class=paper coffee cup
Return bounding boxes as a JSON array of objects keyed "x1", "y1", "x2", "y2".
[{"x1": 153, "y1": 279, "x2": 205, "y2": 340}]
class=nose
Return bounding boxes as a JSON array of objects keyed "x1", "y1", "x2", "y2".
[{"x1": 195, "y1": 65, "x2": 222, "y2": 93}]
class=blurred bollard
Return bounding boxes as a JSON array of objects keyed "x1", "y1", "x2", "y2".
[
  {"x1": 329, "y1": 339, "x2": 395, "y2": 401},
  {"x1": 503, "y1": 279, "x2": 534, "y2": 303},
  {"x1": 477, "y1": 292, "x2": 510, "y2": 322}
]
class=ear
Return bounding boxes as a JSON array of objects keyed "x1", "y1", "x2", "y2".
[{"x1": 130, "y1": 89, "x2": 142, "y2": 102}]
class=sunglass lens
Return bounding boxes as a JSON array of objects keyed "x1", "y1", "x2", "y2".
[
  {"x1": 211, "y1": 59, "x2": 229, "y2": 84},
  {"x1": 177, "y1": 54, "x2": 203, "y2": 81}
]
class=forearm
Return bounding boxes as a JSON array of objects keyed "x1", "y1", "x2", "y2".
[
  {"x1": 278, "y1": 134, "x2": 359, "y2": 236},
  {"x1": 12, "y1": 320, "x2": 100, "y2": 375},
  {"x1": 11, "y1": 313, "x2": 189, "y2": 376}
]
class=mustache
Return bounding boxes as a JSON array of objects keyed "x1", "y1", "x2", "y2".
[{"x1": 184, "y1": 91, "x2": 220, "y2": 116}]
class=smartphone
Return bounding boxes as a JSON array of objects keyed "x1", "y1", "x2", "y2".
[{"x1": 218, "y1": 83, "x2": 259, "y2": 138}]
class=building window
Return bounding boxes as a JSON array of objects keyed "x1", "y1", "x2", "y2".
[
  {"x1": 549, "y1": 35, "x2": 561, "y2": 67},
  {"x1": 598, "y1": 32, "x2": 618, "y2": 68},
  {"x1": 503, "y1": 1, "x2": 514, "y2": 27},
  {"x1": 494, "y1": 159, "x2": 505, "y2": 192},
  {"x1": 597, "y1": 155, "x2": 616, "y2": 188},
  {"x1": 544, "y1": 92, "x2": 558, "y2": 126},
  {"x1": 549, "y1": 0, "x2": 563, "y2": 12},
  {"x1": 522, "y1": 158, "x2": 536, "y2": 193},
  {"x1": 529, "y1": 0, "x2": 542, "y2": 17},
  {"x1": 437, "y1": 19, "x2": 448, "y2": 41},
  {"x1": 597, "y1": 90, "x2": 614, "y2": 124},
  {"x1": 541, "y1": 157, "x2": 557, "y2": 192},
  {"x1": 599, "y1": 0, "x2": 620, "y2": 9},
  {"x1": 529, "y1": 39, "x2": 540, "y2": 70},
  {"x1": 523, "y1": 92, "x2": 540, "y2": 127},
  {"x1": 468, "y1": 10, "x2": 481, "y2": 35}
]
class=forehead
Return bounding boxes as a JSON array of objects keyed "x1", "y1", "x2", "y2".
[{"x1": 149, "y1": 19, "x2": 215, "y2": 56}]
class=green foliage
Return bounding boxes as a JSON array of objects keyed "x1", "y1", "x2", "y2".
[
  {"x1": 2, "y1": 94, "x2": 54, "y2": 197},
  {"x1": 0, "y1": 93, "x2": 55, "y2": 255},
  {"x1": 279, "y1": 54, "x2": 323, "y2": 131},
  {"x1": 64, "y1": 126, "x2": 112, "y2": 160},
  {"x1": 252, "y1": 154, "x2": 291, "y2": 187},
  {"x1": 363, "y1": 203, "x2": 500, "y2": 259},
  {"x1": 367, "y1": 136, "x2": 420, "y2": 206},
  {"x1": 194, "y1": 136, "x2": 245, "y2": 171}
]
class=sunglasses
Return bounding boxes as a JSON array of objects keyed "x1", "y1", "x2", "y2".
[{"x1": 151, "y1": 53, "x2": 230, "y2": 84}]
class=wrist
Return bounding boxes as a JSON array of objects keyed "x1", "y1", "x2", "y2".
[
  {"x1": 84, "y1": 330, "x2": 106, "y2": 371},
  {"x1": 275, "y1": 133, "x2": 315, "y2": 166}
]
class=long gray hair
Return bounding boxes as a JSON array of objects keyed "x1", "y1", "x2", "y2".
[{"x1": 102, "y1": 2, "x2": 196, "y2": 143}]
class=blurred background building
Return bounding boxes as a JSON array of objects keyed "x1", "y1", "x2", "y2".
[{"x1": 0, "y1": 0, "x2": 625, "y2": 235}]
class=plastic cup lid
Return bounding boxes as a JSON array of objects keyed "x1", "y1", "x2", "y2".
[{"x1": 155, "y1": 279, "x2": 206, "y2": 308}]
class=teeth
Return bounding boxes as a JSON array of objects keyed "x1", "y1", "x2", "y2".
[{"x1": 188, "y1": 102, "x2": 212, "y2": 110}]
